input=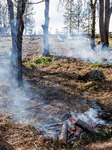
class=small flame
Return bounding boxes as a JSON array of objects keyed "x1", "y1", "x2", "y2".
[
  {"x1": 110, "y1": 116, "x2": 112, "y2": 119},
  {"x1": 68, "y1": 126, "x2": 82, "y2": 139},
  {"x1": 68, "y1": 127, "x2": 74, "y2": 135},
  {"x1": 71, "y1": 114, "x2": 76, "y2": 124}
]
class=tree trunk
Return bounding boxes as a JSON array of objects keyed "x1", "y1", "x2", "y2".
[
  {"x1": 99, "y1": 0, "x2": 105, "y2": 45},
  {"x1": 16, "y1": 0, "x2": 26, "y2": 87},
  {"x1": 105, "y1": 0, "x2": 110, "y2": 46},
  {"x1": 90, "y1": 0, "x2": 97, "y2": 50},
  {"x1": 7, "y1": 0, "x2": 26, "y2": 87},
  {"x1": 91, "y1": 7, "x2": 96, "y2": 50},
  {"x1": 7, "y1": 0, "x2": 18, "y2": 66},
  {"x1": 42, "y1": 0, "x2": 50, "y2": 56},
  {"x1": 99, "y1": 0, "x2": 112, "y2": 47}
]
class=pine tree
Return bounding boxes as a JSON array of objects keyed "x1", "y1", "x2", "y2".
[
  {"x1": 63, "y1": 0, "x2": 88, "y2": 34},
  {"x1": 63, "y1": 0, "x2": 75, "y2": 35},
  {"x1": 81, "y1": 2, "x2": 92, "y2": 35}
]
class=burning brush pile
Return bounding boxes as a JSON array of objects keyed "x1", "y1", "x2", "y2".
[{"x1": 53, "y1": 103, "x2": 112, "y2": 145}]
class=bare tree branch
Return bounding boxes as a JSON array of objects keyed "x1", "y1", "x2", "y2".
[
  {"x1": 26, "y1": 0, "x2": 45, "y2": 4},
  {"x1": 14, "y1": 0, "x2": 45, "y2": 4},
  {"x1": 94, "y1": 0, "x2": 97, "y2": 7}
]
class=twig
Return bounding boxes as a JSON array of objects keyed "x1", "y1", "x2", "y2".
[{"x1": 25, "y1": 100, "x2": 51, "y2": 110}]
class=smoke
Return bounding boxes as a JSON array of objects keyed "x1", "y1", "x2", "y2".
[
  {"x1": 50, "y1": 34, "x2": 112, "y2": 64},
  {"x1": 0, "y1": 37, "x2": 40, "y2": 124},
  {"x1": 67, "y1": 35, "x2": 112, "y2": 63},
  {"x1": 70, "y1": 105, "x2": 105, "y2": 126},
  {"x1": 0, "y1": 38, "x2": 62, "y2": 138}
]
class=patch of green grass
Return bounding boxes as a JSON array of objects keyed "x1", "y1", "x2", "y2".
[
  {"x1": 34, "y1": 56, "x2": 55, "y2": 65},
  {"x1": 28, "y1": 62, "x2": 36, "y2": 68},
  {"x1": 86, "y1": 62, "x2": 102, "y2": 67},
  {"x1": 27, "y1": 56, "x2": 55, "y2": 68},
  {"x1": 86, "y1": 62, "x2": 112, "y2": 68}
]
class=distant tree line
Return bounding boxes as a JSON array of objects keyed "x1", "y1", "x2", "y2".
[{"x1": 59, "y1": 0, "x2": 112, "y2": 48}]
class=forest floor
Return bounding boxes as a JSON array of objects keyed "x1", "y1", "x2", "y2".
[{"x1": 0, "y1": 36, "x2": 112, "y2": 149}]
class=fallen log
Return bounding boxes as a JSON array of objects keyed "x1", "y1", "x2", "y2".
[
  {"x1": 59, "y1": 122, "x2": 68, "y2": 144},
  {"x1": 75, "y1": 119, "x2": 94, "y2": 132}
]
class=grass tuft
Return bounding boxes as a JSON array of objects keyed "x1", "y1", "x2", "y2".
[
  {"x1": 34, "y1": 56, "x2": 55, "y2": 65},
  {"x1": 27, "y1": 56, "x2": 55, "y2": 68}
]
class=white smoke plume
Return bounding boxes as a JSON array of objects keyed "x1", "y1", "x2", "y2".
[{"x1": 50, "y1": 34, "x2": 112, "y2": 64}]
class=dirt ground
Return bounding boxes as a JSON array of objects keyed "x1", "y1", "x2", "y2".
[{"x1": 0, "y1": 36, "x2": 112, "y2": 149}]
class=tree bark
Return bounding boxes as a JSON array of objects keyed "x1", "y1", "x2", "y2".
[
  {"x1": 7, "y1": 0, "x2": 18, "y2": 66},
  {"x1": 99, "y1": 0, "x2": 112, "y2": 46},
  {"x1": 90, "y1": 0, "x2": 97, "y2": 50},
  {"x1": 42, "y1": 0, "x2": 50, "y2": 56},
  {"x1": 99, "y1": 0, "x2": 105, "y2": 45},
  {"x1": 7, "y1": 0, "x2": 27, "y2": 87},
  {"x1": 105, "y1": 0, "x2": 110, "y2": 46},
  {"x1": 16, "y1": 0, "x2": 26, "y2": 87},
  {"x1": 91, "y1": 7, "x2": 96, "y2": 49}
]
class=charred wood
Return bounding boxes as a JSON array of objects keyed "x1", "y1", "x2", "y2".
[
  {"x1": 75, "y1": 119, "x2": 94, "y2": 132},
  {"x1": 59, "y1": 122, "x2": 68, "y2": 144}
]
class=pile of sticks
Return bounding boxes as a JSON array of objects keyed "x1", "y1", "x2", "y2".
[{"x1": 59, "y1": 119, "x2": 94, "y2": 144}]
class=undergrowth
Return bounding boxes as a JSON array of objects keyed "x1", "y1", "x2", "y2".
[
  {"x1": 86, "y1": 62, "x2": 112, "y2": 68},
  {"x1": 27, "y1": 56, "x2": 55, "y2": 68}
]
